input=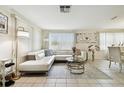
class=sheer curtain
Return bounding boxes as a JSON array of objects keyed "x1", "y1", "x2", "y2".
[
  {"x1": 100, "y1": 32, "x2": 124, "y2": 50},
  {"x1": 49, "y1": 33, "x2": 74, "y2": 50}
]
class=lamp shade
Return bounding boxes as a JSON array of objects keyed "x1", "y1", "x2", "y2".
[{"x1": 17, "y1": 31, "x2": 29, "y2": 38}]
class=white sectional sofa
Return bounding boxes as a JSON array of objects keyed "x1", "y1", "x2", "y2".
[
  {"x1": 53, "y1": 50, "x2": 73, "y2": 61},
  {"x1": 19, "y1": 49, "x2": 72, "y2": 74}
]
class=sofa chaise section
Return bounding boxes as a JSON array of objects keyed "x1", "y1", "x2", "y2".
[{"x1": 19, "y1": 56, "x2": 55, "y2": 73}]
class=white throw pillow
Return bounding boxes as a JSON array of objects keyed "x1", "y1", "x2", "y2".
[{"x1": 36, "y1": 52, "x2": 45, "y2": 60}]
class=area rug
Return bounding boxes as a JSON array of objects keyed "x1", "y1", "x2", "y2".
[{"x1": 47, "y1": 63, "x2": 112, "y2": 79}]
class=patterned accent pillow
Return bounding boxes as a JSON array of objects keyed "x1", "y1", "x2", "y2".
[{"x1": 45, "y1": 49, "x2": 54, "y2": 56}]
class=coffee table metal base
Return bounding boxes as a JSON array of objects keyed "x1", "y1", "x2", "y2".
[{"x1": 67, "y1": 62, "x2": 85, "y2": 74}]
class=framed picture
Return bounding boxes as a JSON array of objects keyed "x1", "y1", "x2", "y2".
[
  {"x1": 0, "y1": 13, "x2": 8, "y2": 34},
  {"x1": 76, "y1": 32, "x2": 98, "y2": 43}
]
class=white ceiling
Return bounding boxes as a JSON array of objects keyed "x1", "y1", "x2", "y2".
[{"x1": 6, "y1": 5, "x2": 124, "y2": 30}]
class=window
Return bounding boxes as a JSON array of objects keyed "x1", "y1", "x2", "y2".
[
  {"x1": 100, "y1": 32, "x2": 124, "y2": 50},
  {"x1": 49, "y1": 33, "x2": 74, "y2": 50}
]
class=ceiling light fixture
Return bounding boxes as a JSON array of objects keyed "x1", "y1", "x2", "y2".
[{"x1": 60, "y1": 5, "x2": 71, "y2": 13}]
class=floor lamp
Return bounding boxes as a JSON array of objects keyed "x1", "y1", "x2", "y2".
[
  {"x1": 13, "y1": 26, "x2": 23, "y2": 80},
  {"x1": 13, "y1": 26, "x2": 29, "y2": 80}
]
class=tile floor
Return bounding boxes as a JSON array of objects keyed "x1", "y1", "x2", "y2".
[{"x1": 12, "y1": 60, "x2": 124, "y2": 87}]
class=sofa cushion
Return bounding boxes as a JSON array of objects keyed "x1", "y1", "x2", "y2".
[
  {"x1": 35, "y1": 50, "x2": 45, "y2": 60},
  {"x1": 55, "y1": 55, "x2": 72, "y2": 60},
  {"x1": 54, "y1": 50, "x2": 73, "y2": 55},
  {"x1": 35, "y1": 52, "x2": 45, "y2": 60},
  {"x1": 27, "y1": 50, "x2": 45, "y2": 60},
  {"x1": 40, "y1": 56, "x2": 55, "y2": 64}
]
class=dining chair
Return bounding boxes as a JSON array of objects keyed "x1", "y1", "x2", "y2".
[{"x1": 108, "y1": 47, "x2": 124, "y2": 72}]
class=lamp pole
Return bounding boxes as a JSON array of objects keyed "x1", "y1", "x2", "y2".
[{"x1": 13, "y1": 16, "x2": 20, "y2": 80}]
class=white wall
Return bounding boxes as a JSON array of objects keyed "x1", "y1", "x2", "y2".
[
  {"x1": 0, "y1": 7, "x2": 42, "y2": 63},
  {"x1": 32, "y1": 27, "x2": 42, "y2": 50},
  {"x1": 0, "y1": 8, "x2": 14, "y2": 59},
  {"x1": 0, "y1": 36, "x2": 12, "y2": 59}
]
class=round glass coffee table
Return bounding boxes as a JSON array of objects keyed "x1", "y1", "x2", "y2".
[{"x1": 66, "y1": 57, "x2": 86, "y2": 74}]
